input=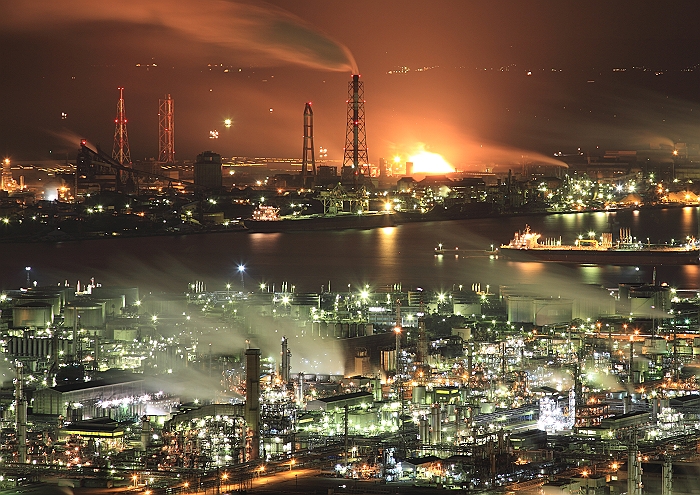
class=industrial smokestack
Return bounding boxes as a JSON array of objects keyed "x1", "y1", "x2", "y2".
[
  {"x1": 140, "y1": 415, "x2": 151, "y2": 452},
  {"x1": 15, "y1": 362, "x2": 27, "y2": 463},
  {"x1": 301, "y1": 103, "x2": 315, "y2": 186},
  {"x1": 245, "y1": 348, "x2": 261, "y2": 460},
  {"x1": 298, "y1": 372, "x2": 305, "y2": 406},
  {"x1": 280, "y1": 337, "x2": 290, "y2": 384}
]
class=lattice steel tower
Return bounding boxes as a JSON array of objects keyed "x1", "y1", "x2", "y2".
[
  {"x1": 342, "y1": 74, "x2": 368, "y2": 183},
  {"x1": 158, "y1": 94, "x2": 175, "y2": 163},
  {"x1": 301, "y1": 102, "x2": 315, "y2": 185},
  {"x1": 112, "y1": 87, "x2": 131, "y2": 165}
]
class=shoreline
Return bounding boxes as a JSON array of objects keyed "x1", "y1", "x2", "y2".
[{"x1": 0, "y1": 202, "x2": 697, "y2": 245}]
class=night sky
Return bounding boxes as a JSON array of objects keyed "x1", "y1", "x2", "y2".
[{"x1": 3, "y1": 1, "x2": 700, "y2": 168}]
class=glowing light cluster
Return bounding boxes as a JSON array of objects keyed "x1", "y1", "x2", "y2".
[{"x1": 408, "y1": 150, "x2": 454, "y2": 174}]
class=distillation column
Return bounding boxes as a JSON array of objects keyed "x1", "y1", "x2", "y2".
[{"x1": 280, "y1": 337, "x2": 291, "y2": 384}]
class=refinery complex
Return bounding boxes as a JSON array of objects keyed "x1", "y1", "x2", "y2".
[
  {"x1": 5, "y1": 3, "x2": 700, "y2": 495},
  {"x1": 0, "y1": 270, "x2": 698, "y2": 494}
]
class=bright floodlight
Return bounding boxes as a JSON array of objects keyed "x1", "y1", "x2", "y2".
[{"x1": 238, "y1": 265, "x2": 245, "y2": 273}]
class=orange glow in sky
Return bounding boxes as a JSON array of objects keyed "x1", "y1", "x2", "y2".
[{"x1": 408, "y1": 150, "x2": 455, "y2": 174}]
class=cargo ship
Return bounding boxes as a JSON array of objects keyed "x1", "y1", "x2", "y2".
[{"x1": 498, "y1": 225, "x2": 699, "y2": 265}]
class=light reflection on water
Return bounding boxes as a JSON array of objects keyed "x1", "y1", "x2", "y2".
[{"x1": 0, "y1": 207, "x2": 697, "y2": 292}]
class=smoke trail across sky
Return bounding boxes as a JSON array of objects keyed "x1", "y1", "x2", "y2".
[{"x1": 1, "y1": 0, "x2": 357, "y2": 73}]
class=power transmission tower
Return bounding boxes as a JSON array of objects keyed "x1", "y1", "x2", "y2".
[
  {"x1": 342, "y1": 74, "x2": 368, "y2": 186},
  {"x1": 112, "y1": 87, "x2": 132, "y2": 165}
]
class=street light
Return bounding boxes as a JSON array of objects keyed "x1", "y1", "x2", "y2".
[
  {"x1": 238, "y1": 264, "x2": 246, "y2": 289},
  {"x1": 25, "y1": 266, "x2": 30, "y2": 286}
]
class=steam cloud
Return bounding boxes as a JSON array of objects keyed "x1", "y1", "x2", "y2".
[
  {"x1": 2, "y1": 0, "x2": 357, "y2": 73},
  {"x1": 458, "y1": 138, "x2": 569, "y2": 171}
]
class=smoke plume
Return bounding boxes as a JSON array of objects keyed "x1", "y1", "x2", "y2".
[{"x1": 2, "y1": 0, "x2": 357, "y2": 73}]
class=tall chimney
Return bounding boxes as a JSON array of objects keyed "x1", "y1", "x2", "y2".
[
  {"x1": 15, "y1": 362, "x2": 27, "y2": 463},
  {"x1": 245, "y1": 348, "x2": 261, "y2": 460}
]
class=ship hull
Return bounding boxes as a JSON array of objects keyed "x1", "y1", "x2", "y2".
[
  {"x1": 244, "y1": 213, "x2": 397, "y2": 233},
  {"x1": 499, "y1": 247, "x2": 699, "y2": 265}
]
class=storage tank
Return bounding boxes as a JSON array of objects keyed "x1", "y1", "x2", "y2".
[
  {"x1": 64, "y1": 300, "x2": 106, "y2": 328},
  {"x1": 533, "y1": 298, "x2": 573, "y2": 326},
  {"x1": 18, "y1": 293, "x2": 61, "y2": 316},
  {"x1": 141, "y1": 294, "x2": 187, "y2": 317},
  {"x1": 419, "y1": 417, "x2": 430, "y2": 444},
  {"x1": 92, "y1": 286, "x2": 139, "y2": 306},
  {"x1": 28, "y1": 286, "x2": 69, "y2": 309},
  {"x1": 94, "y1": 296, "x2": 126, "y2": 317},
  {"x1": 430, "y1": 404, "x2": 442, "y2": 445},
  {"x1": 12, "y1": 302, "x2": 54, "y2": 328},
  {"x1": 412, "y1": 385, "x2": 426, "y2": 405},
  {"x1": 506, "y1": 296, "x2": 535, "y2": 323}
]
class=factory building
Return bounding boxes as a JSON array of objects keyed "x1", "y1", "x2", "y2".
[{"x1": 33, "y1": 375, "x2": 145, "y2": 420}]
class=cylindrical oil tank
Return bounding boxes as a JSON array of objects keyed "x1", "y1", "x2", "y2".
[
  {"x1": 12, "y1": 303, "x2": 54, "y2": 328},
  {"x1": 141, "y1": 294, "x2": 187, "y2": 317},
  {"x1": 28, "y1": 286, "x2": 68, "y2": 307},
  {"x1": 419, "y1": 417, "x2": 430, "y2": 443},
  {"x1": 92, "y1": 286, "x2": 139, "y2": 306},
  {"x1": 65, "y1": 300, "x2": 106, "y2": 328},
  {"x1": 430, "y1": 405, "x2": 442, "y2": 445},
  {"x1": 94, "y1": 296, "x2": 126, "y2": 317},
  {"x1": 412, "y1": 385, "x2": 426, "y2": 405},
  {"x1": 446, "y1": 404, "x2": 456, "y2": 422},
  {"x1": 19, "y1": 293, "x2": 61, "y2": 316}
]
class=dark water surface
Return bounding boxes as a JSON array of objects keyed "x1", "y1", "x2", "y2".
[{"x1": 1, "y1": 206, "x2": 698, "y2": 293}]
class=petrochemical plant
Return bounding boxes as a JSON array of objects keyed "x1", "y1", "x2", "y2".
[{"x1": 0, "y1": 268, "x2": 698, "y2": 494}]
